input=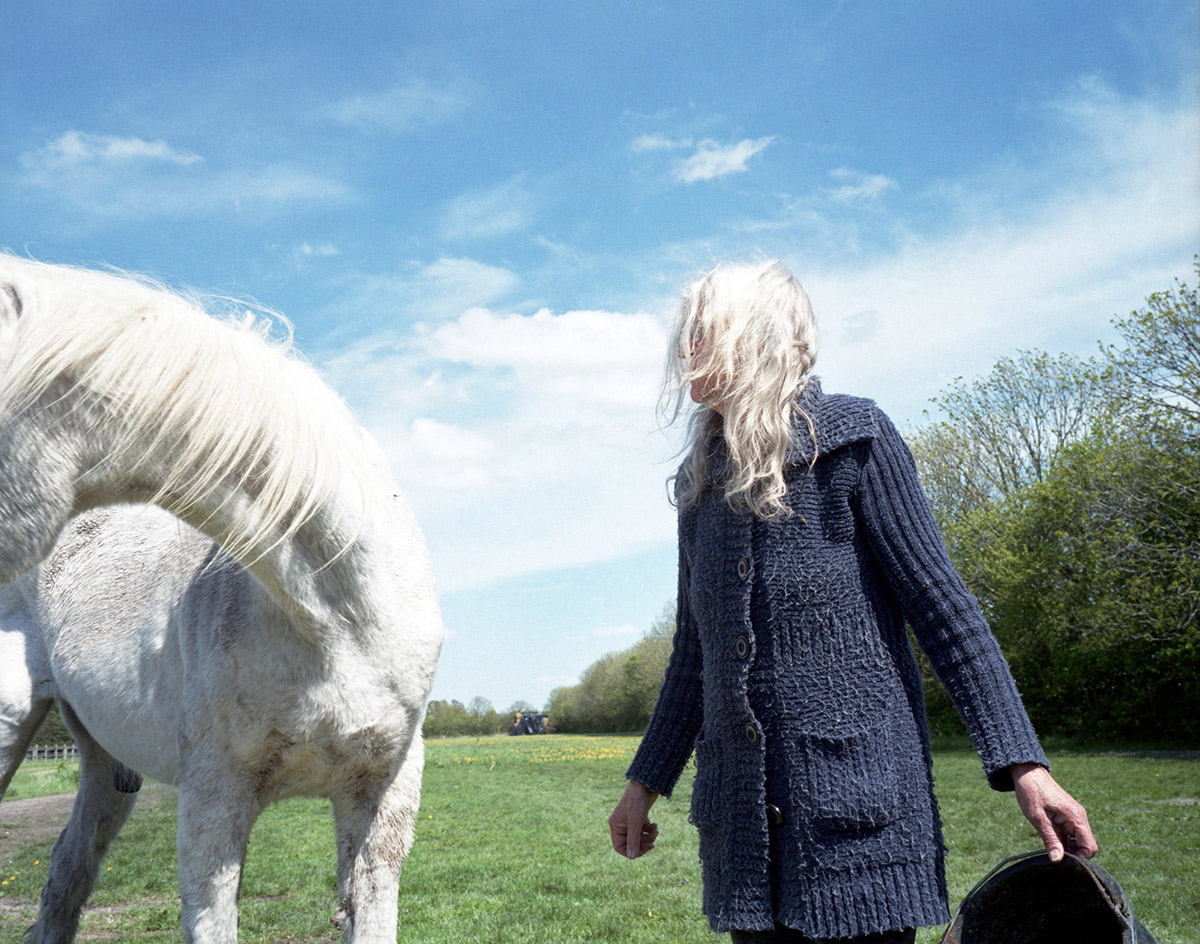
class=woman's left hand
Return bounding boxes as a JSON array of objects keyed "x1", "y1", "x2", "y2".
[{"x1": 1010, "y1": 762, "x2": 1098, "y2": 861}]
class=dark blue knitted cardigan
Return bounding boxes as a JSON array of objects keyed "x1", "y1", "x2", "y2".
[{"x1": 626, "y1": 380, "x2": 1047, "y2": 937}]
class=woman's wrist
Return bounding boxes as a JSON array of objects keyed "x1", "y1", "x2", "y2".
[{"x1": 1009, "y1": 761, "x2": 1046, "y2": 777}]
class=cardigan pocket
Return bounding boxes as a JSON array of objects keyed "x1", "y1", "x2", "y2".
[{"x1": 800, "y1": 717, "x2": 901, "y2": 830}]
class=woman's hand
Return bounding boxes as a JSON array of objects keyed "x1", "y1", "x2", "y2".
[
  {"x1": 1010, "y1": 762, "x2": 1098, "y2": 861},
  {"x1": 609, "y1": 779, "x2": 660, "y2": 859}
]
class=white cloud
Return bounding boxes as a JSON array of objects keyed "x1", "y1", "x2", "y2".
[
  {"x1": 392, "y1": 418, "x2": 494, "y2": 493},
  {"x1": 672, "y1": 136, "x2": 776, "y2": 183},
  {"x1": 323, "y1": 301, "x2": 677, "y2": 592},
  {"x1": 326, "y1": 78, "x2": 468, "y2": 132},
  {"x1": 30, "y1": 131, "x2": 203, "y2": 167},
  {"x1": 430, "y1": 306, "x2": 663, "y2": 373},
  {"x1": 419, "y1": 258, "x2": 520, "y2": 307},
  {"x1": 439, "y1": 178, "x2": 533, "y2": 240}
]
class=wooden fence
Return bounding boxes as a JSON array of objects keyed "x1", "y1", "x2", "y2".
[{"x1": 25, "y1": 744, "x2": 79, "y2": 762}]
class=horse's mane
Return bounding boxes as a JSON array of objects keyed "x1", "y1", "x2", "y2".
[{"x1": 0, "y1": 254, "x2": 377, "y2": 564}]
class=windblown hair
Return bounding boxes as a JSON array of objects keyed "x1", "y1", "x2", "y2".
[
  {"x1": 665, "y1": 259, "x2": 819, "y2": 519},
  {"x1": 0, "y1": 254, "x2": 373, "y2": 564}
]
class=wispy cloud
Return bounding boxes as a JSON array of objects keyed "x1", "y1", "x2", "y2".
[
  {"x1": 17, "y1": 131, "x2": 350, "y2": 219},
  {"x1": 337, "y1": 257, "x2": 520, "y2": 324},
  {"x1": 296, "y1": 242, "x2": 340, "y2": 257},
  {"x1": 629, "y1": 133, "x2": 693, "y2": 152},
  {"x1": 672, "y1": 136, "x2": 776, "y2": 183},
  {"x1": 804, "y1": 79, "x2": 1199, "y2": 423},
  {"x1": 826, "y1": 167, "x2": 896, "y2": 203},
  {"x1": 287, "y1": 241, "x2": 341, "y2": 271},
  {"x1": 29, "y1": 131, "x2": 203, "y2": 168},
  {"x1": 439, "y1": 178, "x2": 534, "y2": 240},
  {"x1": 326, "y1": 78, "x2": 468, "y2": 133}
]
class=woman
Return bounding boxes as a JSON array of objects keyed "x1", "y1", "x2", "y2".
[{"x1": 608, "y1": 260, "x2": 1097, "y2": 943}]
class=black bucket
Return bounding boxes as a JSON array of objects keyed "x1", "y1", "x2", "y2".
[{"x1": 940, "y1": 851, "x2": 1158, "y2": 944}]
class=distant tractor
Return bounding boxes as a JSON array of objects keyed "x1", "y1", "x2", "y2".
[{"x1": 510, "y1": 711, "x2": 550, "y2": 735}]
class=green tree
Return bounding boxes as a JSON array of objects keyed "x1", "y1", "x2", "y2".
[
  {"x1": 976, "y1": 430, "x2": 1199, "y2": 740},
  {"x1": 423, "y1": 699, "x2": 471, "y2": 737},
  {"x1": 33, "y1": 702, "x2": 73, "y2": 746},
  {"x1": 909, "y1": 350, "x2": 1111, "y2": 533},
  {"x1": 912, "y1": 266, "x2": 1200, "y2": 741},
  {"x1": 547, "y1": 604, "x2": 675, "y2": 733},
  {"x1": 1104, "y1": 258, "x2": 1200, "y2": 424}
]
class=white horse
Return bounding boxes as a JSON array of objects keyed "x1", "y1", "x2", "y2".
[{"x1": 0, "y1": 254, "x2": 444, "y2": 943}]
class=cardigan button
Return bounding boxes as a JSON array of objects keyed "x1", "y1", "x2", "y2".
[
  {"x1": 735, "y1": 634, "x2": 750, "y2": 660},
  {"x1": 736, "y1": 557, "x2": 750, "y2": 581},
  {"x1": 744, "y1": 722, "x2": 760, "y2": 746}
]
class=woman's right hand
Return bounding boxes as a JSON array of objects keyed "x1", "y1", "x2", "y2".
[{"x1": 609, "y1": 779, "x2": 660, "y2": 858}]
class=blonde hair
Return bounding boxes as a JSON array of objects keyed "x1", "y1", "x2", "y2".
[{"x1": 664, "y1": 259, "x2": 819, "y2": 519}]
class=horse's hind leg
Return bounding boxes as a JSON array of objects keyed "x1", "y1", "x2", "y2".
[
  {"x1": 23, "y1": 703, "x2": 139, "y2": 944},
  {"x1": 330, "y1": 735, "x2": 424, "y2": 944}
]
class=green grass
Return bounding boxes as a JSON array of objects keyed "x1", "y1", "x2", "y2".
[
  {"x1": 1, "y1": 737, "x2": 1196, "y2": 942},
  {"x1": 2, "y1": 757, "x2": 81, "y2": 800}
]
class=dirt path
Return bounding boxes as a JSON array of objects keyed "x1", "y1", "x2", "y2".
[
  {"x1": 0, "y1": 791, "x2": 79, "y2": 854},
  {"x1": 1, "y1": 783, "x2": 173, "y2": 856}
]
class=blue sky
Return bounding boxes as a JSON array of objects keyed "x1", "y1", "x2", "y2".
[{"x1": 4, "y1": 1, "x2": 1197, "y2": 712}]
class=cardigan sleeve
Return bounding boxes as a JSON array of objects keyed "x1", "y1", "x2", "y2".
[
  {"x1": 625, "y1": 542, "x2": 705, "y2": 797},
  {"x1": 855, "y1": 409, "x2": 1047, "y2": 790}
]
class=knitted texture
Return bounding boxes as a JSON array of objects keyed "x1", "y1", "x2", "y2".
[{"x1": 626, "y1": 380, "x2": 1047, "y2": 937}]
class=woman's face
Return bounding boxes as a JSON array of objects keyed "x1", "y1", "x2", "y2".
[
  {"x1": 689, "y1": 372, "x2": 724, "y2": 412},
  {"x1": 683, "y1": 319, "x2": 727, "y2": 414}
]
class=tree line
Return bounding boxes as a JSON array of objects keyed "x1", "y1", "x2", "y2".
[
  {"x1": 547, "y1": 263, "x2": 1199, "y2": 743},
  {"x1": 545, "y1": 607, "x2": 675, "y2": 733},
  {"x1": 422, "y1": 696, "x2": 539, "y2": 738}
]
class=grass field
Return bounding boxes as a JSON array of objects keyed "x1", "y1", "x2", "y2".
[{"x1": 1, "y1": 736, "x2": 1196, "y2": 942}]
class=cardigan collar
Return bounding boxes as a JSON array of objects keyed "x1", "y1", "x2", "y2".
[
  {"x1": 702, "y1": 377, "x2": 879, "y2": 478},
  {"x1": 786, "y1": 377, "x2": 878, "y2": 464},
  {"x1": 700, "y1": 376, "x2": 878, "y2": 486}
]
